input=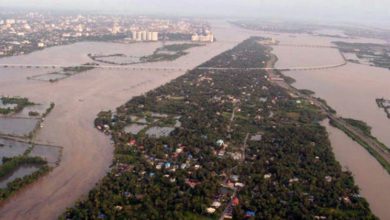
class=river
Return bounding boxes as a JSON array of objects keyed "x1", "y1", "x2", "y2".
[
  {"x1": 265, "y1": 30, "x2": 390, "y2": 219},
  {"x1": 0, "y1": 21, "x2": 252, "y2": 219}
]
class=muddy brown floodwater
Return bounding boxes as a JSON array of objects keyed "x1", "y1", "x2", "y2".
[
  {"x1": 0, "y1": 21, "x2": 254, "y2": 220},
  {"x1": 264, "y1": 30, "x2": 390, "y2": 220}
]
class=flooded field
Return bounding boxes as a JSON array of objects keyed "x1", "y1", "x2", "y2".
[
  {"x1": 28, "y1": 145, "x2": 61, "y2": 166},
  {"x1": 0, "y1": 20, "x2": 252, "y2": 219},
  {"x1": 0, "y1": 165, "x2": 41, "y2": 189},
  {"x1": 145, "y1": 127, "x2": 175, "y2": 138},
  {"x1": 0, "y1": 138, "x2": 61, "y2": 167},
  {"x1": 0, "y1": 100, "x2": 17, "y2": 110},
  {"x1": 0, "y1": 117, "x2": 39, "y2": 137},
  {"x1": 0, "y1": 138, "x2": 30, "y2": 164},
  {"x1": 14, "y1": 103, "x2": 51, "y2": 118},
  {"x1": 124, "y1": 124, "x2": 147, "y2": 135},
  {"x1": 28, "y1": 72, "x2": 68, "y2": 82}
]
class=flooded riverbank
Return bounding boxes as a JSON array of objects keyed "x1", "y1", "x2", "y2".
[
  {"x1": 265, "y1": 29, "x2": 390, "y2": 219},
  {"x1": 321, "y1": 120, "x2": 390, "y2": 220},
  {"x1": 0, "y1": 164, "x2": 41, "y2": 189},
  {"x1": 0, "y1": 21, "x2": 252, "y2": 219}
]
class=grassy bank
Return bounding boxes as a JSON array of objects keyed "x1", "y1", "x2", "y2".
[
  {"x1": 329, "y1": 119, "x2": 390, "y2": 174},
  {"x1": 0, "y1": 156, "x2": 50, "y2": 201}
]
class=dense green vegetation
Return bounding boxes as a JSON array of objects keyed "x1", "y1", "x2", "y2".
[
  {"x1": 62, "y1": 66, "x2": 95, "y2": 75},
  {"x1": 141, "y1": 43, "x2": 203, "y2": 63},
  {"x1": 343, "y1": 118, "x2": 372, "y2": 135},
  {"x1": 342, "y1": 118, "x2": 389, "y2": 154},
  {"x1": 88, "y1": 43, "x2": 202, "y2": 65},
  {"x1": 0, "y1": 156, "x2": 50, "y2": 200},
  {"x1": 330, "y1": 119, "x2": 390, "y2": 174},
  {"x1": 64, "y1": 37, "x2": 376, "y2": 219}
]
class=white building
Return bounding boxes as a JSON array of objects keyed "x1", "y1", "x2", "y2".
[
  {"x1": 37, "y1": 42, "x2": 45, "y2": 48},
  {"x1": 147, "y1": 32, "x2": 152, "y2": 41},
  {"x1": 141, "y1": 31, "x2": 147, "y2": 41},
  {"x1": 132, "y1": 31, "x2": 159, "y2": 42},
  {"x1": 151, "y1": 32, "x2": 158, "y2": 41},
  {"x1": 192, "y1": 33, "x2": 214, "y2": 43}
]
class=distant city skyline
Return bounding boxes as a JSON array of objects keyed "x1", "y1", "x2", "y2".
[{"x1": 1, "y1": 0, "x2": 390, "y2": 25}]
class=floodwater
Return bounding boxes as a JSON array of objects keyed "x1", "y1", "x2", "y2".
[
  {"x1": 0, "y1": 138, "x2": 30, "y2": 164},
  {"x1": 28, "y1": 145, "x2": 61, "y2": 166},
  {"x1": 0, "y1": 164, "x2": 41, "y2": 189},
  {"x1": 145, "y1": 126, "x2": 175, "y2": 138},
  {"x1": 0, "y1": 117, "x2": 39, "y2": 137},
  {"x1": 0, "y1": 100, "x2": 17, "y2": 110},
  {"x1": 124, "y1": 124, "x2": 147, "y2": 135},
  {"x1": 321, "y1": 120, "x2": 390, "y2": 220},
  {"x1": 0, "y1": 20, "x2": 252, "y2": 219},
  {"x1": 14, "y1": 103, "x2": 50, "y2": 118},
  {"x1": 29, "y1": 73, "x2": 68, "y2": 82},
  {"x1": 266, "y1": 30, "x2": 390, "y2": 219}
]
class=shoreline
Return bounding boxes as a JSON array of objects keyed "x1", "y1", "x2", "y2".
[{"x1": 0, "y1": 21, "x2": 249, "y2": 219}]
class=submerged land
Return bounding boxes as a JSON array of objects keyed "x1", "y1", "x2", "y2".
[
  {"x1": 64, "y1": 38, "x2": 376, "y2": 219},
  {"x1": 0, "y1": 15, "x2": 389, "y2": 220},
  {"x1": 0, "y1": 96, "x2": 59, "y2": 201}
]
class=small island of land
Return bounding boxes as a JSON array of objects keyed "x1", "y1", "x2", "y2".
[
  {"x1": 88, "y1": 43, "x2": 204, "y2": 65},
  {"x1": 376, "y1": 98, "x2": 390, "y2": 119}
]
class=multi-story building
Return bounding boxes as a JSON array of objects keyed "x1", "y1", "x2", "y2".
[
  {"x1": 132, "y1": 31, "x2": 159, "y2": 41},
  {"x1": 192, "y1": 33, "x2": 214, "y2": 42}
]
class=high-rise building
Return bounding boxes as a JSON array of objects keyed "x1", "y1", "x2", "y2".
[
  {"x1": 191, "y1": 33, "x2": 214, "y2": 42},
  {"x1": 132, "y1": 31, "x2": 137, "y2": 40},
  {"x1": 132, "y1": 31, "x2": 159, "y2": 42},
  {"x1": 141, "y1": 31, "x2": 147, "y2": 41},
  {"x1": 151, "y1": 32, "x2": 159, "y2": 41},
  {"x1": 136, "y1": 32, "x2": 142, "y2": 41},
  {"x1": 147, "y1": 32, "x2": 153, "y2": 41}
]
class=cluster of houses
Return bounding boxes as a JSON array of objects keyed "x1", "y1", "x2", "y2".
[{"x1": 0, "y1": 11, "x2": 212, "y2": 57}]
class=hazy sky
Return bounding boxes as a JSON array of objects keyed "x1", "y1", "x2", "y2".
[{"x1": 1, "y1": 0, "x2": 390, "y2": 24}]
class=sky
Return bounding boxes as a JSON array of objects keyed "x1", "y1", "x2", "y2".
[{"x1": 1, "y1": 0, "x2": 390, "y2": 24}]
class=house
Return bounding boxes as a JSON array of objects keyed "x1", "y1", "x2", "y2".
[
  {"x1": 206, "y1": 207, "x2": 216, "y2": 214},
  {"x1": 218, "y1": 150, "x2": 225, "y2": 157},
  {"x1": 185, "y1": 179, "x2": 200, "y2": 188},
  {"x1": 235, "y1": 182, "x2": 245, "y2": 188},
  {"x1": 226, "y1": 180, "x2": 235, "y2": 189},
  {"x1": 231, "y1": 175, "x2": 239, "y2": 182},
  {"x1": 216, "y1": 139, "x2": 224, "y2": 147},
  {"x1": 212, "y1": 201, "x2": 221, "y2": 208},
  {"x1": 115, "y1": 205, "x2": 123, "y2": 211},
  {"x1": 128, "y1": 139, "x2": 136, "y2": 146},
  {"x1": 245, "y1": 211, "x2": 256, "y2": 218},
  {"x1": 232, "y1": 197, "x2": 239, "y2": 206}
]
